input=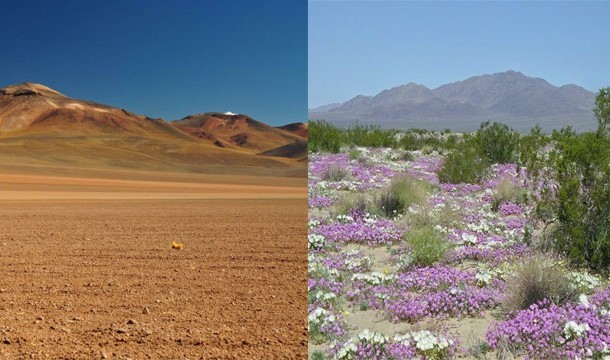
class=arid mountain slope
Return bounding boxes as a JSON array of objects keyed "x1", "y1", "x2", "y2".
[
  {"x1": 276, "y1": 122, "x2": 308, "y2": 138},
  {"x1": 309, "y1": 71, "x2": 597, "y2": 132},
  {"x1": 0, "y1": 83, "x2": 188, "y2": 138},
  {"x1": 172, "y1": 112, "x2": 303, "y2": 153},
  {"x1": 258, "y1": 140, "x2": 307, "y2": 162},
  {"x1": 0, "y1": 83, "x2": 305, "y2": 177}
]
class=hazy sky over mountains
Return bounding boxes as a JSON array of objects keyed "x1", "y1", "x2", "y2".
[
  {"x1": 309, "y1": 1, "x2": 610, "y2": 107},
  {"x1": 0, "y1": 1, "x2": 307, "y2": 125}
]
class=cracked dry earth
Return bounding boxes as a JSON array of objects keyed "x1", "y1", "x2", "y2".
[{"x1": 0, "y1": 199, "x2": 307, "y2": 359}]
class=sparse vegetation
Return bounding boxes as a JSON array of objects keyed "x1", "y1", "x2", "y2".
[
  {"x1": 502, "y1": 256, "x2": 577, "y2": 314},
  {"x1": 333, "y1": 192, "x2": 371, "y2": 216},
  {"x1": 348, "y1": 148, "x2": 361, "y2": 160},
  {"x1": 492, "y1": 178, "x2": 527, "y2": 211},
  {"x1": 467, "y1": 338, "x2": 491, "y2": 359},
  {"x1": 310, "y1": 350, "x2": 326, "y2": 360},
  {"x1": 376, "y1": 176, "x2": 429, "y2": 218},
  {"x1": 552, "y1": 132, "x2": 610, "y2": 270},
  {"x1": 405, "y1": 226, "x2": 451, "y2": 266},
  {"x1": 421, "y1": 145, "x2": 434, "y2": 155},
  {"x1": 308, "y1": 120, "x2": 462, "y2": 153},
  {"x1": 437, "y1": 143, "x2": 488, "y2": 184},
  {"x1": 309, "y1": 120, "x2": 344, "y2": 153},
  {"x1": 473, "y1": 121, "x2": 520, "y2": 164},
  {"x1": 322, "y1": 164, "x2": 352, "y2": 182}
]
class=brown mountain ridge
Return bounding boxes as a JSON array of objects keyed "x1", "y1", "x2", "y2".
[
  {"x1": 0, "y1": 83, "x2": 306, "y2": 177},
  {"x1": 171, "y1": 112, "x2": 304, "y2": 153}
]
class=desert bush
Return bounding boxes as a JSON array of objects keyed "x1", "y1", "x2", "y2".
[
  {"x1": 445, "y1": 134, "x2": 460, "y2": 150},
  {"x1": 348, "y1": 148, "x2": 361, "y2": 161},
  {"x1": 309, "y1": 120, "x2": 343, "y2": 153},
  {"x1": 551, "y1": 131, "x2": 610, "y2": 271},
  {"x1": 310, "y1": 350, "x2": 326, "y2": 360},
  {"x1": 502, "y1": 256, "x2": 577, "y2": 314},
  {"x1": 345, "y1": 124, "x2": 398, "y2": 148},
  {"x1": 467, "y1": 337, "x2": 491, "y2": 360},
  {"x1": 376, "y1": 176, "x2": 429, "y2": 217},
  {"x1": 473, "y1": 121, "x2": 520, "y2": 164},
  {"x1": 437, "y1": 144, "x2": 488, "y2": 184},
  {"x1": 421, "y1": 145, "x2": 434, "y2": 155},
  {"x1": 399, "y1": 151, "x2": 414, "y2": 161},
  {"x1": 333, "y1": 192, "x2": 371, "y2": 216},
  {"x1": 322, "y1": 164, "x2": 352, "y2": 182},
  {"x1": 594, "y1": 87, "x2": 610, "y2": 132},
  {"x1": 492, "y1": 178, "x2": 527, "y2": 211},
  {"x1": 408, "y1": 206, "x2": 436, "y2": 229},
  {"x1": 518, "y1": 125, "x2": 549, "y2": 181},
  {"x1": 542, "y1": 90, "x2": 610, "y2": 271},
  {"x1": 398, "y1": 132, "x2": 421, "y2": 151},
  {"x1": 405, "y1": 226, "x2": 451, "y2": 266},
  {"x1": 398, "y1": 131, "x2": 458, "y2": 153},
  {"x1": 309, "y1": 120, "x2": 404, "y2": 151}
]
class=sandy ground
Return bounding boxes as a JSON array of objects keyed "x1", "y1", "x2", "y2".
[
  {"x1": 0, "y1": 171, "x2": 305, "y2": 201},
  {"x1": 0, "y1": 173, "x2": 303, "y2": 200},
  {"x1": 0, "y1": 172, "x2": 307, "y2": 359}
]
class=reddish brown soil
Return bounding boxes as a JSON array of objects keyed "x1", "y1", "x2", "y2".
[{"x1": 0, "y1": 199, "x2": 306, "y2": 359}]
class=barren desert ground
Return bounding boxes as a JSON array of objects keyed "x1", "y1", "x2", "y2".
[{"x1": 0, "y1": 170, "x2": 307, "y2": 359}]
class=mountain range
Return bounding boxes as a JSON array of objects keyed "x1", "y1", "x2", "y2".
[
  {"x1": 309, "y1": 71, "x2": 598, "y2": 132},
  {"x1": 0, "y1": 83, "x2": 307, "y2": 177}
]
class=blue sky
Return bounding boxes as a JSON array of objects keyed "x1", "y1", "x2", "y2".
[
  {"x1": 309, "y1": 1, "x2": 610, "y2": 108},
  {"x1": 0, "y1": 1, "x2": 306, "y2": 125}
]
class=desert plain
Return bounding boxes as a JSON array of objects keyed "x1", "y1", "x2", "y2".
[
  {"x1": 0, "y1": 168, "x2": 306, "y2": 360},
  {"x1": 0, "y1": 83, "x2": 308, "y2": 359}
]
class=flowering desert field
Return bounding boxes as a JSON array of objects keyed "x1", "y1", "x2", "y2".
[{"x1": 307, "y1": 120, "x2": 610, "y2": 359}]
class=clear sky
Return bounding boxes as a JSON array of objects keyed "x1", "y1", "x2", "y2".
[
  {"x1": 0, "y1": 1, "x2": 306, "y2": 125},
  {"x1": 309, "y1": 0, "x2": 610, "y2": 108}
]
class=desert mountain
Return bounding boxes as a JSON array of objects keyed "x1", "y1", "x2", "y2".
[
  {"x1": 276, "y1": 122, "x2": 308, "y2": 138},
  {"x1": 172, "y1": 112, "x2": 303, "y2": 153},
  {"x1": 258, "y1": 140, "x2": 307, "y2": 163},
  {"x1": 0, "y1": 83, "x2": 189, "y2": 138},
  {"x1": 309, "y1": 103, "x2": 341, "y2": 113},
  {"x1": 0, "y1": 83, "x2": 305, "y2": 177},
  {"x1": 309, "y1": 71, "x2": 597, "y2": 132}
]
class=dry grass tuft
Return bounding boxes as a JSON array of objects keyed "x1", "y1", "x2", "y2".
[{"x1": 502, "y1": 255, "x2": 577, "y2": 314}]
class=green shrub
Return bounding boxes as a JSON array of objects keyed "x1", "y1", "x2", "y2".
[
  {"x1": 308, "y1": 318, "x2": 328, "y2": 345},
  {"x1": 405, "y1": 226, "x2": 450, "y2": 266},
  {"x1": 473, "y1": 121, "x2": 520, "y2": 164},
  {"x1": 445, "y1": 134, "x2": 460, "y2": 151},
  {"x1": 437, "y1": 144, "x2": 488, "y2": 184},
  {"x1": 346, "y1": 124, "x2": 398, "y2": 148},
  {"x1": 502, "y1": 256, "x2": 577, "y2": 314},
  {"x1": 552, "y1": 131, "x2": 610, "y2": 270},
  {"x1": 518, "y1": 125, "x2": 549, "y2": 181},
  {"x1": 309, "y1": 120, "x2": 344, "y2": 153},
  {"x1": 376, "y1": 176, "x2": 429, "y2": 217},
  {"x1": 308, "y1": 120, "x2": 404, "y2": 151},
  {"x1": 348, "y1": 149, "x2": 361, "y2": 160},
  {"x1": 311, "y1": 350, "x2": 326, "y2": 360},
  {"x1": 398, "y1": 132, "x2": 420, "y2": 151},
  {"x1": 594, "y1": 87, "x2": 610, "y2": 132},
  {"x1": 546, "y1": 89, "x2": 610, "y2": 271}
]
